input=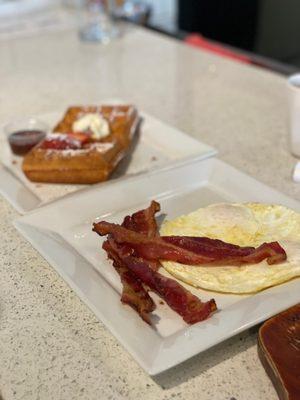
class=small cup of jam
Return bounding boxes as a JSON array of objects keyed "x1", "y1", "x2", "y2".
[{"x1": 4, "y1": 118, "x2": 48, "y2": 156}]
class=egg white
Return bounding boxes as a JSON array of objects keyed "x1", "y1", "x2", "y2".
[{"x1": 160, "y1": 203, "x2": 300, "y2": 294}]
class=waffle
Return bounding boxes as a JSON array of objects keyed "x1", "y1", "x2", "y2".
[{"x1": 22, "y1": 105, "x2": 140, "y2": 184}]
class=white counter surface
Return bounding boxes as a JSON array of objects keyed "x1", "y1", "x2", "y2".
[{"x1": 0, "y1": 22, "x2": 298, "y2": 400}]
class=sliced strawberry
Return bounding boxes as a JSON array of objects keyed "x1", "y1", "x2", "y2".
[
  {"x1": 67, "y1": 132, "x2": 90, "y2": 144},
  {"x1": 40, "y1": 133, "x2": 85, "y2": 150}
]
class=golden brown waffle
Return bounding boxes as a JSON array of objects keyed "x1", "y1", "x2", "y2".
[
  {"x1": 22, "y1": 105, "x2": 140, "y2": 184},
  {"x1": 53, "y1": 105, "x2": 138, "y2": 148}
]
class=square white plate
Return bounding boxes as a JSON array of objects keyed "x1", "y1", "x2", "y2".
[
  {"x1": 14, "y1": 156, "x2": 300, "y2": 375},
  {"x1": 0, "y1": 109, "x2": 215, "y2": 214}
]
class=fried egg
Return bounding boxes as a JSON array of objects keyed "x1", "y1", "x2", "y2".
[{"x1": 160, "y1": 203, "x2": 300, "y2": 294}]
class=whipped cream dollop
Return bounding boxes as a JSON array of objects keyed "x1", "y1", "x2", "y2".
[{"x1": 72, "y1": 113, "x2": 110, "y2": 139}]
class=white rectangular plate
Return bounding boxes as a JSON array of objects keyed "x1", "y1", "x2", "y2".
[
  {"x1": 0, "y1": 108, "x2": 215, "y2": 213},
  {"x1": 14, "y1": 157, "x2": 300, "y2": 375}
]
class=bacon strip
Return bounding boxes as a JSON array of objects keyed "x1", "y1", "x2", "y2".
[
  {"x1": 96, "y1": 201, "x2": 217, "y2": 324},
  {"x1": 163, "y1": 236, "x2": 255, "y2": 256},
  {"x1": 103, "y1": 239, "x2": 155, "y2": 324},
  {"x1": 93, "y1": 221, "x2": 286, "y2": 265},
  {"x1": 122, "y1": 200, "x2": 161, "y2": 272},
  {"x1": 108, "y1": 240, "x2": 217, "y2": 324},
  {"x1": 101, "y1": 201, "x2": 161, "y2": 324},
  {"x1": 122, "y1": 200, "x2": 160, "y2": 238},
  {"x1": 162, "y1": 237, "x2": 287, "y2": 265}
]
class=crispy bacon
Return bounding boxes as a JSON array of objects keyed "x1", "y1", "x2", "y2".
[
  {"x1": 96, "y1": 201, "x2": 217, "y2": 324},
  {"x1": 241, "y1": 241, "x2": 287, "y2": 265},
  {"x1": 122, "y1": 200, "x2": 161, "y2": 272},
  {"x1": 162, "y1": 237, "x2": 286, "y2": 265},
  {"x1": 93, "y1": 222, "x2": 287, "y2": 265},
  {"x1": 103, "y1": 240, "x2": 155, "y2": 324},
  {"x1": 122, "y1": 200, "x2": 160, "y2": 238},
  {"x1": 100, "y1": 201, "x2": 161, "y2": 324},
  {"x1": 163, "y1": 236, "x2": 255, "y2": 256},
  {"x1": 108, "y1": 240, "x2": 216, "y2": 324}
]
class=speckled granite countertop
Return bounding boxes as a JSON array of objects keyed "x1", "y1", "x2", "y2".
[{"x1": 0, "y1": 22, "x2": 299, "y2": 400}]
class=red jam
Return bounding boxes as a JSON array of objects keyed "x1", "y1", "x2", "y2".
[{"x1": 8, "y1": 130, "x2": 46, "y2": 156}]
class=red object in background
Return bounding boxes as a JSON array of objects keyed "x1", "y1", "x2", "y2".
[{"x1": 185, "y1": 34, "x2": 251, "y2": 64}]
